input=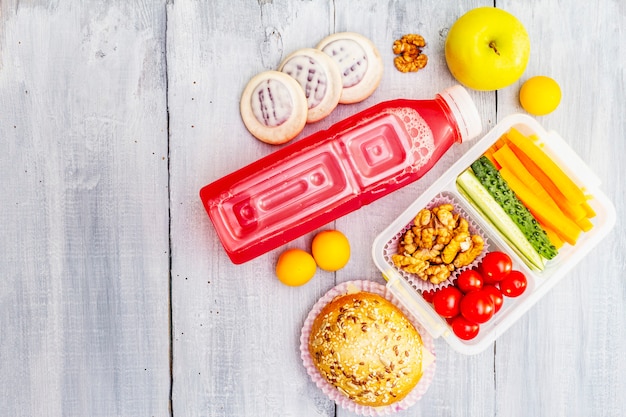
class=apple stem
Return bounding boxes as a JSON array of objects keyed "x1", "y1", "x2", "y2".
[{"x1": 489, "y1": 41, "x2": 500, "y2": 56}]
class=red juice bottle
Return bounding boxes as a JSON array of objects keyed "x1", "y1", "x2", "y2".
[{"x1": 200, "y1": 85, "x2": 482, "y2": 264}]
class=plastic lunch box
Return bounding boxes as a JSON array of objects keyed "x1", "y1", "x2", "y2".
[{"x1": 372, "y1": 113, "x2": 616, "y2": 355}]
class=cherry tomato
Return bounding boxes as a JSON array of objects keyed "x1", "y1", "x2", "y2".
[
  {"x1": 499, "y1": 270, "x2": 528, "y2": 297},
  {"x1": 450, "y1": 315, "x2": 480, "y2": 340},
  {"x1": 432, "y1": 286, "x2": 463, "y2": 318},
  {"x1": 482, "y1": 284, "x2": 504, "y2": 313},
  {"x1": 481, "y1": 251, "x2": 513, "y2": 283},
  {"x1": 456, "y1": 269, "x2": 484, "y2": 294},
  {"x1": 421, "y1": 289, "x2": 435, "y2": 304},
  {"x1": 460, "y1": 289, "x2": 495, "y2": 323}
]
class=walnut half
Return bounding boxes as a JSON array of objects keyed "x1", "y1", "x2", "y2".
[{"x1": 392, "y1": 34, "x2": 428, "y2": 73}]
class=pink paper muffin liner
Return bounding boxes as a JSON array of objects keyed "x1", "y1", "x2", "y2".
[
  {"x1": 300, "y1": 280, "x2": 436, "y2": 415},
  {"x1": 381, "y1": 191, "x2": 489, "y2": 293}
]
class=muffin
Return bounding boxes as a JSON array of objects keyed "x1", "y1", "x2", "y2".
[{"x1": 308, "y1": 291, "x2": 424, "y2": 407}]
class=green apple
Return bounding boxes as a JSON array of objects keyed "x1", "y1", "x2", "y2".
[{"x1": 445, "y1": 7, "x2": 530, "y2": 91}]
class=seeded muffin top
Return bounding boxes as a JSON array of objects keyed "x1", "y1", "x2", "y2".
[{"x1": 308, "y1": 291, "x2": 424, "y2": 407}]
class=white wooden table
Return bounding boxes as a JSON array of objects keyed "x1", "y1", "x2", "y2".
[{"x1": 1, "y1": 1, "x2": 624, "y2": 416}]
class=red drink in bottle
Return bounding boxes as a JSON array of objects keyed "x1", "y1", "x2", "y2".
[{"x1": 200, "y1": 85, "x2": 482, "y2": 264}]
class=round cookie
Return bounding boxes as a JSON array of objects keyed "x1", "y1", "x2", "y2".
[
  {"x1": 279, "y1": 48, "x2": 343, "y2": 123},
  {"x1": 239, "y1": 70, "x2": 308, "y2": 145},
  {"x1": 316, "y1": 32, "x2": 384, "y2": 104}
]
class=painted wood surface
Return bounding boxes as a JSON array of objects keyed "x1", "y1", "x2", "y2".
[{"x1": 1, "y1": 0, "x2": 624, "y2": 416}]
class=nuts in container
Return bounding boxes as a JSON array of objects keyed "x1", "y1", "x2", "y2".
[{"x1": 390, "y1": 197, "x2": 486, "y2": 286}]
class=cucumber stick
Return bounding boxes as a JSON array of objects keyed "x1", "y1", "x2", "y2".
[
  {"x1": 470, "y1": 156, "x2": 557, "y2": 261},
  {"x1": 456, "y1": 168, "x2": 545, "y2": 271}
]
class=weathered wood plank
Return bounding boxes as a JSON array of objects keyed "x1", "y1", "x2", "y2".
[
  {"x1": 0, "y1": 1, "x2": 171, "y2": 416},
  {"x1": 167, "y1": 1, "x2": 336, "y2": 416},
  {"x1": 330, "y1": 1, "x2": 498, "y2": 416},
  {"x1": 494, "y1": 1, "x2": 626, "y2": 416}
]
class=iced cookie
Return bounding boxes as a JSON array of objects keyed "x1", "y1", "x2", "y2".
[
  {"x1": 239, "y1": 70, "x2": 308, "y2": 145},
  {"x1": 317, "y1": 32, "x2": 383, "y2": 104},
  {"x1": 279, "y1": 48, "x2": 342, "y2": 123}
]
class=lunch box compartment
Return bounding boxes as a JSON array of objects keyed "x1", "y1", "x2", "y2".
[{"x1": 372, "y1": 114, "x2": 616, "y2": 355}]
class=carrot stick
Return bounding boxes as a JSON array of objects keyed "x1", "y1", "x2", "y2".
[
  {"x1": 507, "y1": 141, "x2": 587, "y2": 221},
  {"x1": 581, "y1": 200, "x2": 597, "y2": 218},
  {"x1": 493, "y1": 136, "x2": 506, "y2": 150},
  {"x1": 499, "y1": 167, "x2": 582, "y2": 245},
  {"x1": 493, "y1": 144, "x2": 563, "y2": 215},
  {"x1": 483, "y1": 147, "x2": 501, "y2": 169},
  {"x1": 575, "y1": 216, "x2": 594, "y2": 232},
  {"x1": 527, "y1": 206, "x2": 570, "y2": 248},
  {"x1": 506, "y1": 128, "x2": 586, "y2": 205},
  {"x1": 539, "y1": 222, "x2": 564, "y2": 249}
]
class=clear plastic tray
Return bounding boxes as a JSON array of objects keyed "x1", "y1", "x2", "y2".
[{"x1": 372, "y1": 114, "x2": 616, "y2": 355}]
